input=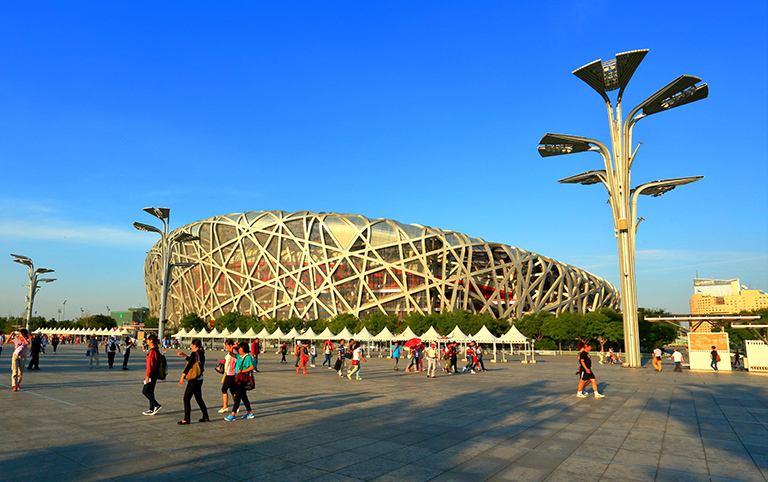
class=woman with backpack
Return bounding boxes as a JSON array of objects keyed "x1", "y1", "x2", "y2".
[
  {"x1": 176, "y1": 339, "x2": 210, "y2": 425},
  {"x1": 225, "y1": 342, "x2": 256, "y2": 421},
  {"x1": 142, "y1": 335, "x2": 163, "y2": 416}
]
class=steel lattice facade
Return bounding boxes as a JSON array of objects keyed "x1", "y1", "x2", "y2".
[{"x1": 142, "y1": 210, "x2": 620, "y2": 325}]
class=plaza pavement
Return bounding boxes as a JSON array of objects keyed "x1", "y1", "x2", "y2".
[{"x1": 1, "y1": 344, "x2": 766, "y2": 482}]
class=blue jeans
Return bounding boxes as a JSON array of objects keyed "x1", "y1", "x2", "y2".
[
  {"x1": 711, "y1": 359, "x2": 718, "y2": 371},
  {"x1": 323, "y1": 354, "x2": 331, "y2": 366}
]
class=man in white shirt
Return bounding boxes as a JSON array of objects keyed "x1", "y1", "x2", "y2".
[{"x1": 671, "y1": 348, "x2": 684, "y2": 372}]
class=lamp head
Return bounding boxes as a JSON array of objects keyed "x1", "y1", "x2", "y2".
[
  {"x1": 632, "y1": 176, "x2": 704, "y2": 197},
  {"x1": 35, "y1": 268, "x2": 54, "y2": 275},
  {"x1": 537, "y1": 133, "x2": 595, "y2": 157},
  {"x1": 558, "y1": 170, "x2": 608, "y2": 186},
  {"x1": 637, "y1": 75, "x2": 708, "y2": 117},
  {"x1": 573, "y1": 49, "x2": 648, "y2": 96},
  {"x1": 37, "y1": 278, "x2": 56, "y2": 283},
  {"x1": 172, "y1": 262, "x2": 197, "y2": 269},
  {"x1": 171, "y1": 232, "x2": 200, "y2": 244},
  {"x1": 143, "y1": 207, "x2": 170, "y2": 221},
  {"x1": 133, "y1": 222, "x2": 163, "y2": 235},
  {"x1": 11, "y1": 254, "x2": 33, "y2": 267}
]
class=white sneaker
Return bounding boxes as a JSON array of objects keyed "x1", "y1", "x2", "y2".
[
  {"x1": 576, "y1": 392, "x2": 587, "y2": 398},
  {"x1": 217, "y1": 407, "x2": 229, "y2": 413},
  {"x1": 594, "y1": 393, "x2": 605, "y2": 399}
]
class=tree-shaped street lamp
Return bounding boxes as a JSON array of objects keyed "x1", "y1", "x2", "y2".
[
  {"x1": 538, "y1": 49, "x2": 708, "y2": 368},
  {"x1": 134, "y1": 207, "x2": 199, "y2": 340},
  {"x1": 11, "y1": 254, "x2": 56, "y2": 332}
]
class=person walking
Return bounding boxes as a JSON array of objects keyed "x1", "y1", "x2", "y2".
[
  {"x1": 51, "y1": 335, "x2": 59, "y2": 354},
  {"x1": 652, "y1": 347, "x2": 663, "y2": 372},
  {"x1": 106, "y1": 336, "x2": 121, "y2": 369},
  {"x1": 336, "y1": 339, "x2": 347, "y2": 377},
  {"x1": 463, "y1": 342, "x2": 476, "y2": 374},
  {"x1": 87, "y1": 335, "x2": 100, "y2": 369},
  {"x1": 346, "y1": 342, "x2": 366, "y2": 380},
  {"x1": 218, "y1": 339, "x2": 238, "y2": 414},
  {"x1": 142, "y1": 335, "x2": 162, "y2": 415},
  {"x1": 476, "y1": 343, "x2": 487, "y2": 372},
  {"x1": 279, "y1": 342, "x2": 287, "y2": 363},
  {"x1": 425, "y1": 342, "x2": 439, "y2": 378},
  {"x1": 323, "y1": 339, "x2": 334, "y2": 368},
  {"x1": 309, "y1": 342, "x2": 317, "y2": 367},
  {"x1": 576, "y1": 341, "x2": 604, "y2": 399},
  {"x1": 710, "y1": 346, "x2": 720, "y2": 372},
  {"x1": 27, "y1": 334, "x2": 42, "y2": 371},
  {"x1": 297, "y1": 342, "x2": 309, "y2": 375},
  {"x1": 391, "y1": 342, "x2": 401, "y2": 371},
  {"x1": 0, "y1": 331, "x2": 5, "y2": 359},
  {"x1": 294, "y1": 342, "x2": 301, "y2": 367},
  {"x1": 250, "y1": 337, "x2": 261, "y2": 372},
  {"x1": 6, "y1": 329, "x2": 29, "y2": 391},
  {"x1": 406, "y1": 345, "x2": 419, "y2": 372},
  {"x1": 122, "y1": 336, "x2": 134, "y2": 370},
  {"x1": 448, "y1": 342, "x2": 458, "y2": 374},
  {"x1": 176, "y1": 339, "x2": 209, "y2": 424},
  {"x1": 671, "y1": 348, "x2": 684, "y2": 372},
  {"x1": 225, "y1": 342, "x2": 256, "y2": 421}
]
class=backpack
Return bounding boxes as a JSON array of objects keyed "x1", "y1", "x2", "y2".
[{"x1": 158, "y1": 352, "x2": 169, "y2": 380}]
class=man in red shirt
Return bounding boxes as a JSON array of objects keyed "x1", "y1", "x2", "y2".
[{"x1": 250, "y1": 338, "x2": 260, "y2": 373}]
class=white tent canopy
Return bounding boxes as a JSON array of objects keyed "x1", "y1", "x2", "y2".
[
  {"x1": 500, "y1": 325, "x2": 529, "y2": 343},
  {"x1": 242, "y1": 327, "x2": 258, "y2": 338},
  {"x1": 297, "y1": 327, "x2": 317, "y2": 340},
  {"x1": 268, "y1": 328, "x2": 285, "y2": 339},
  {"x1": 472, "y1": 325, "x2": 498, "y2": 343},
  {"x1": 231, "y1": 328, "x2": 245, "y2": 338},
  {"x1": 420, "y1": 326, "x2": 443, "y2": 342},
  {"x1": 255, "y1": 327, "x2": 271, "y2": 339},
  {"x1": 316, "y1": 327, "x2": 336, "y2": 340},
  {"x1": 354, "y1": 327, "x2": 374, "y2": 341},
  {"x1": 394, "y1": 326, "x2": 418, "y2": 341},
  {"x1": 373, "y1": 326, "x2": 394, "y2": 342},
  {"x1": 336, "y1": 327, "x2": 354, "y2": 340},
  {"x1": 284, "y1": 327, "x2": 300, "y2": 339},
  {"x1": 447, "y1": 325, "x2": 469, "y2": 341}
]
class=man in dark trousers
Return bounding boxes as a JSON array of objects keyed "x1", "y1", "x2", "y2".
[
  {"x1": 27, "y1": 334, "x2": 43, "y2": 370},
  {"x1": 250, "y1": 337, "x2": 260, "y2": 372},
  {"x1": 105, "y1": 336, "x2": 120, "y2": 369}
]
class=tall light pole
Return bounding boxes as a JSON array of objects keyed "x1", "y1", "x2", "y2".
[
  {"x1": 538, "y1": 49, "x2": 708, "y2": 368},
  {"x1": 11, "y1": 254, "x2": 56, "y2": 332},
  {"x1": 134, "y1": 207, "x2": 199, "y2": 341},
  {"x1": 62, "y1": 299, "x2": 67, "y2": 321}
]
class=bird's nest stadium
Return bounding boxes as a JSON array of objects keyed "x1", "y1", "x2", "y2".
[{"x1": 142, "y1": 210, "x2": 619, "y2": 326}]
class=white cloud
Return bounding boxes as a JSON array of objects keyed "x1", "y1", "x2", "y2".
[{"x1": 0, "y1": 219, "x2": 151, "y2": 247}]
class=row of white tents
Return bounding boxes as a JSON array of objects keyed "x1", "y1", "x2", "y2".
[
  {"x1": 175, "y1": 324, "x2": 533, "y2": 363},
  {"x1": 34, "y1": 327, "x2": 131, "y2": 337}
]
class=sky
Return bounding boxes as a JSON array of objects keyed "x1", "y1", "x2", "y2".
[{"x1": 1, "y1": 1, "x2": 766, "y2": 320}]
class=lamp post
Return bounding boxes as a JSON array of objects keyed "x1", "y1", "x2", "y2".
[
  {"x1": 62, "y1": 299, "x2": 67, "y2": 321},
  {"x1": 11, "y1": 254, "x2": 56, "y2": 332},
  {"x1": 134, "y1": 207, "x2": 199, "y2": 341},
  {"x1": 538, "y1": 49, "x2": 708, "y2": 368}
]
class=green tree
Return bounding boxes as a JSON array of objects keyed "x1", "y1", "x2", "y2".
[
  {"x1": 638, "y1": 309, "x2": 677, "y2": 350},
  {"x1": 515, "y1": 311, "x2": 554, "y2": 344},
  {"x1": 543, "y1": 312, "x2": 576, "y2": 351},
  {"x1": 79, "y1": 314, "x2": 117, "y2": 329},
  {"x1": 328, "y1": 313, "x2": 358, "y2": 334},
  {"x1": 179, "y1": 313, "x2": 207, "y2": 331}
]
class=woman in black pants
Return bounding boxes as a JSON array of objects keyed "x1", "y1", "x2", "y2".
[{"x1": 176, "y1": 339, "x2": 210, "y2": 424}]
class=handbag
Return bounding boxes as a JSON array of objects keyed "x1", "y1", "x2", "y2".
[
  {"x1": 235, "y1": 372, "x2": 254, "y2": 390},
  {"x1": 214, "y1": 360, "x2": 225, "y2": 374},
  {"x1": 86, "y1": 350, "x2": 90, "y2": 357},
  {"x1": 185, "y1": 362, "x2": 202, "y2": 380}
]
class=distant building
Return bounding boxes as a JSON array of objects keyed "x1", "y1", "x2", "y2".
[
  {"x1": 110, "y1": 307, "x2": 149, "y2": 325},
  {"x1": 690, "y1": 278, "x2": 768, "y2": 316}
]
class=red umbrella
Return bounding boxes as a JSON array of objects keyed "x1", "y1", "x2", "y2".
[{"x1": 404, "y1": 337, "x2": 421, "y2": 348}]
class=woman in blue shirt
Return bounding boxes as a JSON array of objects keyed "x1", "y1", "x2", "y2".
[
  {"x1": 225, "y1": 342, "x2": 256, "y2": 421},
  {"x1": 391, "y1": 342, "x2": 401, "y2": 371}
]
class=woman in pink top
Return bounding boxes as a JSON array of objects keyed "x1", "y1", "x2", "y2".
[{"x1": 6, "y1": 329, "x2": 29, "y2": 391}]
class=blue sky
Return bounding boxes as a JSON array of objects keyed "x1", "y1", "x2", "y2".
[{"x1": 1, "y1": 1, "x2": 766, "y2": 320}]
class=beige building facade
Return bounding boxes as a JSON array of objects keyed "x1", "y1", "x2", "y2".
[{"x1": 690, "y1": 277, "x2": 768, "y2": 316}]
